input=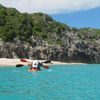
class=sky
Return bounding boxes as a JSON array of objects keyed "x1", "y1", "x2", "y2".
[
  {"x1": 52, "y1": 7, "x2": 100, "y2": 29},
  {"x1": 0, "y1": 0, "x2": 100, "y2": 28}
]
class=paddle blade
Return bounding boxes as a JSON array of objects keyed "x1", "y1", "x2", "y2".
[
  {"x1": 43, "y1": 65, "x2": 49, "y2": 69},
  {"x1": 20, "y1": 59, "x2": 28, "y2": 62},
  {"x1": 16, "y1": 64, "x2": 24, "y2": 68},
  {"x1": 43, "y1": 60, "x2": 51, "y2": 63}
]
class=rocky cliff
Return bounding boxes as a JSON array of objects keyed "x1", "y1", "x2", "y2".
[
  {"x1": 0, "y1": 30, "x2": 100, "y2": 63},
  {"x1": 0, "y1": 4, "x2": 100, "y2": 63}
]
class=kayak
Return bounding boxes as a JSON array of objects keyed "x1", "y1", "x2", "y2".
[
  {"x1": 28, "y1": 66, "x2": 49, "y2": 72},
  {"x1": 28, "y1": 67, "x2": 40, "y2": 72}
]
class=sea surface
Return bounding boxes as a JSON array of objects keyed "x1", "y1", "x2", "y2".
[{"x1": 0, "y1": 64, "x2": 100, "y2": 100}]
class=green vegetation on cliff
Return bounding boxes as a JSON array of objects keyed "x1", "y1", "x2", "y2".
[
  {"x1": 0, "y1": 4, "x2": 70, "y2": 45},
  {"x1": 0, "y1": 4, "x2": 99, "y2": 44}
]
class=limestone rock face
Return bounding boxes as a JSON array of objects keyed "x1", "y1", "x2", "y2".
[{"x1": 0, "y1": 33, "x2": 100, "y2": 63}]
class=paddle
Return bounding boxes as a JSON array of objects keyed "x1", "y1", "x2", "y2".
[
  {"x1": 20, "y1": 59, "x2": 49, "y2": 69},
  {"x1": 20, "y1": 59, "x2": 28, "y2": 62},
  {"x1": 16, "y1": 64, "x2": 25, "y2": 68},
  {"x1": 43, "y1": 65, "x2": 49, "y2": 69},
  {"x1": 20, "y1": 59, "x2": 50, "y2": 64}
]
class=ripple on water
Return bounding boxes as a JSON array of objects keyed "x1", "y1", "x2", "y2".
[{"x1": 0, "y1": 64, "x2": 100, "y2": 100}]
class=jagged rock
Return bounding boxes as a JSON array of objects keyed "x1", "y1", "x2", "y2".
[{"x1": 0, "y1": 38, "x2": 100, "y2": 63}]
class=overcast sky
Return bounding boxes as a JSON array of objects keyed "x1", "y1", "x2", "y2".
[{"x1": 0, "y1": 0, "x2": 100, "y2": 14}]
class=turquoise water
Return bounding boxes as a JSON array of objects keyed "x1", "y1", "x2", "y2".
[{"x1": 0, "y1": 64, "x2": 100, "y2": 100}]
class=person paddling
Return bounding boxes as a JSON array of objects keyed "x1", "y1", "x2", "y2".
[
  {"x1": 28, "y1": 60, "x2": 43, "y2": 71},
  {"x1": 18, "y1": 59, "x2": 49, "y2": 71}
]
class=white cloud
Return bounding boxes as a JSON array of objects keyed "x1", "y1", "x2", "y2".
[{"x1": 0, "y1": 0, "x2": 100, "y2": 14}]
